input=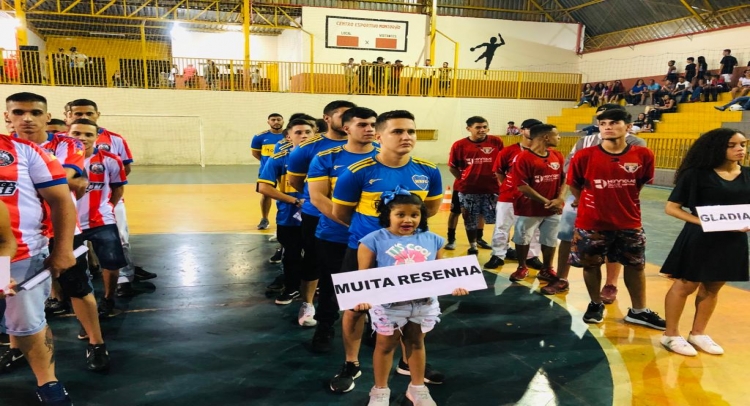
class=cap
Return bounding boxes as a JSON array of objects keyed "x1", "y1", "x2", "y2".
[
  {"x1": 520, "y1": 119, "x2": 542, "y2": 129},
  {"x1": 595, "y1": 103, "x2": 625, "y2": 114}
]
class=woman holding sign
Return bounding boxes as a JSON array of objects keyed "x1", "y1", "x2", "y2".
[
  {"x1": 661, "y1": 128, "x2": 750, "y2": 356},
  {"x1": 353, "y1": 189, "x2": 467, "y2": 406}
]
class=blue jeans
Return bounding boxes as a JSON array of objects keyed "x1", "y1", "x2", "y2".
[{"x1": 721, "y1": 96, "x2": 750, "y2": 109}]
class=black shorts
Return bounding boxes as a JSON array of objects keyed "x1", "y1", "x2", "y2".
[
  {"x1": 340, "y1": 247, "x2": 359, "y2": 273},
  {"x1": 50, "y1": 234, "x2": 92, "y2": 299},
  {"x1": 300, "y1": 213, "x2": 321, "y2": 281},
  {"x1": 450, "y1": 190, "x2": 461, "y2": 214},
  {"x1": 82, "y1": 224, "x2": 128, "y2": 270}
]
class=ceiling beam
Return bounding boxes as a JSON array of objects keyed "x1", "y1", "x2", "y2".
[
  {"x1": 94, "y1": 0, "x2": 118, "y2": 15},
  {"x1": 26, "y1": 0, "x2": 51, "y2": 12},
  {"x1": 527, "y1": 0, "x2": 556, "y2": 22},
  {"x1": 60, "y1": 0, "x2": 83, "y2": 13},
  {"x1": 678, "y1": 0, "x2": 710, "y2": 28}
]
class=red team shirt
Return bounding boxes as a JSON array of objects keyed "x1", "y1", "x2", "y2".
[
  {"x1": 78, "y1": 150, "x2": 128, "y2": 230},
  {"x1": 493, "y1": 143, "x2": 524, "y2": 203},
  {"x1": 38, "y1": 134, "x2": 85, "y2": 238},
  {"x1": 567, "y1": 145, "x2": 654, "y2": 230},
  {"x1": 448, "y1": 136, "x2": 504, "y2": 194},
  {"x1": 0, "y1": 136, "x2": 68, "y2": 262},
  {"x1": 511, "y1": 148, "x2": 565, "y2": 217}
]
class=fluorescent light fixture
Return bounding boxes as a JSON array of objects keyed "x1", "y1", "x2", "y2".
[{"x1": 89, "y1": 31, "x2": 126, "y2": 37}]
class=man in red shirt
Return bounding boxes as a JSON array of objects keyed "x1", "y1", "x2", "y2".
[
  {"x1": 567, "y1": 109, "x2": 665, "y2": 329},
  {"x1": 509, "y1": 124, "x2": 565, "y2": 282},
  {"x1": 448, "y1": 116, "x2": 503, "y2": 255}
]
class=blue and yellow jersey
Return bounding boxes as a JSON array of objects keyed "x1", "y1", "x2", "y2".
[
  {"x1": 308, "y1": 145, "x2": 380, "y2": 244},
  {"x1": 273, "y1": 139, "x2": 292, "y2": 154},
  {"x1": 251, "y1": 130, "x2": 285, "y2": 173},
  {"x1": 258, "y1": 150, "x2": 302, "y2": 227},
  {"x1": 287, "y1": 135, "x2": 348, "y2": 216},
  {"x1": 332, "y1": 156, "x2": 443, "y2": 249}
]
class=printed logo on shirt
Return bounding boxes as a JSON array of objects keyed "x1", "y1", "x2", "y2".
[
  {"x1": 97, "y1": 143, "x2": 111, "y2": 152},
  {"x1": 0, "y1": 151, "x2": 15, "y2": 167},
  {"x1": 0, "y1": 181, "x2": 18, "y2": 196},
  {"x1": 594, "y1": 179, "x2": 637, "y2": 189},
  {"x1": 89, "y1": 163, "x2": 105, "y2": 174},
  {"x1": 480, "y1": 147, "x2": 495, "y2": 154},
  {"x1": 368, "y1": 178, "x2": 382, "y2": 185},
  {"x1": 334, "y1": 165, "x2": 343, "y2": 170},
  {"x1": 385, "y1": 243, "x2": 431, "y2": 265},
  {"x1": 548, "y1": 162, "x2": 560, "y2": 170},
  {"x1": 465, "y1": 157, "x2": 494, "y2": 165},
  {"x1": 620, "y1": 163, "x2": 640, "y2": 173},
  {"x1": 412, "y1": 175, "x2": 429, "y2": 190},
  {"x1": 533, "y1": 174, "x2": 560, "y2": 184},
  {"x1": 44, "y1": 148, "x2": 56, "y2": 157},
  {"x1": 86, "y1": 182, "x2": 105, "y2": 192}
]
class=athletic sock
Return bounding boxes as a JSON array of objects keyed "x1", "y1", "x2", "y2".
[
  {"x1": 447, "y1": 228, "x2": 456, "y2": 242},
  {"x1": 630, "y1": 308, "x2": 647, "y2": 314},
  {"x1": 470, "y1": 242, "x2": 477, "y2": 249},
  {"x1": 477, "y1": 229, "x2": 484, "y2": 240}
]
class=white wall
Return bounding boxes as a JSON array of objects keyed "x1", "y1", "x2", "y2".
[
  {"x1": 171, "y1": 30, "x2": 279, "y2": 61},
  {"x1": 0, "y1": 12, "x2": 18, "y2": 50},
  {"x1": 277, "y1": 27, "x2": 304, "y2": 63},
  {"x1": 579, "y1": 26, "x2": 750, "y2": 83},
  {"x1": 0, "y1": 84, "x2": 568, "y2": 165}
]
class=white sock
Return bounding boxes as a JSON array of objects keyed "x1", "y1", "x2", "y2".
[
  {"x1": 630, "y1": 308, "x2": 647, "y2": 314},
  {"x1": 409, "y1": 384, "x2": 425, "y2": 388}
]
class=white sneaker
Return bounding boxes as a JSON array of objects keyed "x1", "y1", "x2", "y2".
[
  {"x1": 406, "y1": 384, "x2": 437, "y2": 406},
  {"x1": 268, "y1": 234, "x2": 278, "y2": 242},
  {"x1": 688, "y1": 334, "x2": 724, "y2": 355},
  {"x1": 660, "y1": 335, "x2": 697, "y2": 356},
  {"x1": 298, "y1": 302, "x2": 317, "y2": 327},
  {"x1": 368, "y1": 387, "x2": 390, "y2": 406}
]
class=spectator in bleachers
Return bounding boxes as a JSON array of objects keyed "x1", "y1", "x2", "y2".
[
  {"x1": 204, "y1": 60, "x2": 219, "y2": 90},
  {"x1": 719, "y1": 49, "x2": 738, "y2": 83},
  {"x1": 646, "y1": 94, "x2": 676, "y2": 122},
  {"x1": 598, "y1": 82, "x2": 610, "y2": 105},
  {"x1": 576, "y1": 123, "x2": 599, "y2": 136},
  {"x1": 714, "y1": 96, "x2": 750, "y2": 111},
  {"x1": 647, "y1": 79, "x2": 661, "y2": 102},
  {"x1": 390, "y1": 60, "x2": 404, "y2": 95},
  {"x1": 372, "y1": 57, "x2": 385, "y2": 93},
  {"x1": 687, "y1": 78, "x2": 705, "y2": 102},
  {"x1": 729, "y1": 69, "x2": 750, "y2": 99},
  {"x1": 702, "y1": 74, "x2": 720, "y2": 102},
  {"x1": 671, "y1": 77, "x2": 691, "y2": 102},
  {"x1": 591, "y1": 83, "x2": 605, "y2": 106},
  {"x1": 342, "y1": 58, "x2": 356, "y2": 94},
  {"x1": 684, "y1": 57, "x2": 696, "y2": 85},
  {"x1": 183, "y1": 64, "x2": 196, "y2": 88},
  {"x1": 665, "y1": 60, "x2": 677, "y2": 83},
  {"x1": 607, "y1": 80, "x2": 625, "y2": 104},
  {"x1": 696, "y1": 56, "x2": 708, "y2": 83},
  {"x1": 626, "y1": 79, "x2": 648, "y2": 106},
  {"x1": 438, "y1": 62, "x2": 452, "y2": 97},
  {"x1": 168, "y1": 64, "x2": 178, "y2": 88},
  {"x1": 575, "y1": 83, "x2": 595, "y2": 108},
  {"x1": 632, "y1": 113, "x2": 654, "y2": 133},
  {"x1": 111, "y1": 70, "x2": 128, "y2": 88},
  {"x1": 357, "y1": 59, "x2": 370, "y2": 94},
  {"x1": 506, "y1": 121, "x2": 520, "y2": 135},
  {"x1": 251, "y1": 69, "x2": 261, "y2": 91},
  {"x1": 716, "y1": 74, "x2": 730, "y2": 93}
]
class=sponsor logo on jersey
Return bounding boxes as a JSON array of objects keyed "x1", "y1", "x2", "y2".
[
  {"x1": 620, "y1": 163, "x2": 640, "y2": 173},
  {"x1": 548, "y1": 162, "x2": 560, "y2": 170},
  {"x1": 86, "y1": 182, "x2": 105, "y2": 192},
  {"x1": 0, "y1": 151, "x2": 15, "y2": 167},
  {"x1": 0, "y1": 181, "x2": 18, "y2": 195},
  {"x1": 89, "y1": 163, "x2": 105, "y2": 174},
  {"x1": 334, "y1": 165, "x2": 343, "y2": 170},
  {"x1": 594, "y1": 179, "x2": 636, "y2": 189},
  {"x1": 480, "y1": 147, "x2": 495, "y2": 154},
  {"x1": 412, "y1": 175, "x2": 429, "y2": 190},
  {"x1": 97, "y1": 143, "x2": 111, "y2": 152},
  {"x1": 368, "y1": 178, "x2": 382, "y2": 185},
  {"x1": 534, "y1": 174, "x2": 561, "y2": 184}
]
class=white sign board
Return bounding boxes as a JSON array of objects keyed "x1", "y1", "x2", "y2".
[
  {"x1": 332, "y1": 255, "x2": 487, "y2": 310},
  {"x1": 0, "y1": 256, "x2": 9, "y2": 291},
  {"x1": 696, "y1": 204, "x2": 750, "y2": 232},
  {"x1": 325, "y1": 16, "x2": 409, "y2": 52}
]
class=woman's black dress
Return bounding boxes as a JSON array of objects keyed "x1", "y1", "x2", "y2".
[{"x1": 660, "y1": 167, "x2": 750, "y2": 282}]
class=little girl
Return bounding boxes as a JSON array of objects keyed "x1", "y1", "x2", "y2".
[{"x1": 354, "y1": 187, "x2": 467, "y2": 406}]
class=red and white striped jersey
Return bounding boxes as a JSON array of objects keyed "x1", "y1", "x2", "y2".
[
  {"x1": 77, "y1": 150, "x2": 128, "y2": 230},
  {"x1": 0, "y1": 135, "x2": 68, "y2": 262},
  {"x1": 38, "y1": 133, "x2": 85, "y2": 238},
  {"x1": 96, "y1": 128, "x2": 133, "y2": 165}
]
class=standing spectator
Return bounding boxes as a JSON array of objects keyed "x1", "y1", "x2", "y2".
[
  {"x1": 70, "y1": 47, "x2": 88, "y2": 86},
  {"x1": 111, "y1": 70, "x2": 127, "y2": 88},
  {"x1": 438, "y1": 62, "x2": 452, "y2": 97},
  {"x1": 372, "y1": 57, "x2": 385, "y2": 94},
  {"x1": 168, "y1": 64, "x2": 178, "y2": 88},
  {"x1": 506, "y1": 121, "x2": 520, "y2": 135},
  {"x1": 204, "y1": 60, "x2": 218, "y2": 90},
  {"x1": 729, "y1": 69, "x2": 750, "y2": 99},
  {"x1": 696, "y1": 56, "x2": 708, "y2": 82},
  {"x1": 626, "y1": 79, "x2": 648, "y2": 105},
  {"x1": 357, "y1": 59, "x2": 370, "y2": 94},
  {"x1": 0, "y1": 47, "x2": 5, "y2": 82},
  {"x1": 342, "y1": 58, "x2": 356, "y2": 94},
  {"x1": 418, "y1": 59, "x2": 434, "y2": 97},
  {"x1": 251, "y1": 69, "x2": 261, "y2": 91},
  {"x1": 684, "y1": 57, "x2": 697, "y2": 85},
  {"x1": 665, "y1": 60, "x2": 677, "y2": 83},
  {"x1": 390, "y1": 60, "x2": 404, "y2": 95},
  {"x1": 719, "y1": 49, "x2": 738, "y2": 83},
  {"x1": 183, "y1": 64, "x2": 196, "y2": 88}
]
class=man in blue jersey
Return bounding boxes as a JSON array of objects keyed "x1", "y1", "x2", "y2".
[
  {"x1": 251, "y1": 113, "x2": 284, "y2": 230},
  {"x1": 257, "y1": 119, "x2": 312, "y2": 307},
  {"x1": 329, "y1": 110, "x2": 443, "y2": 393},
  {"x1": 307, "y1": 107, "x2": 379, "y2": 350},
  {"x1": 287, "y1": 101, "x2": 356, "y2": 316}
]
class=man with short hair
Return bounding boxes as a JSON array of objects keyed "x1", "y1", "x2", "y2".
[
  {"x1": 448, "y1": 116, "x2": 503, "y2": 255},
  {"x1": 331, "y1": 110, "x2": 443, "y2": 396},
  {"x1": 719, "y1": 49, "x2": 739, "y2": 83},
  {"x1": 46, "y1": 119, "x2": 68, "y2": 135},
  {"x1": 566, "y1": 109, "x2": 665, "y2": 330},
  {"x1": 251, "y1": 113, "x2": 285, "y2": 231},
  {"x1": 1, "y1": 92, "x2": 78, "y2": 405}
]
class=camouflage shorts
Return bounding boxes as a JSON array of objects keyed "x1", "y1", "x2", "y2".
[
  {"x1": 458, "y1": 193, "x2": 497, "y2": 229},
  {"x1": 570, "y1": 228, "x2": 646, "y2": 269}
]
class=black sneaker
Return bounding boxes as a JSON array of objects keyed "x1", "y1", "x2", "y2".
[
  {"x1": 98, "y1": 298, "x2": 115, "y2": 319},
  {"x1": 0, "y1": 333, "x2": 9, "y2": 346},
  {"x1": 134, "y1": 266, "x2": 157, "y2": 281},
  {"x1": 329, "y1": 361, "x2": 362, "y2": 393},
  {"x1": 77, "y1": 325, "x2": 88, "y2": 341},
  {"x1": 0, "y1": 347, "x2": 25, "y2": 373},
  {"x1": 477, "y1": 239, "x2": 491, "y2": 249},
  {"x1": 583, "y1": 302, "x2": 605, "y2": 324},
  {"x1": 89, "y1": 264, "x2": 102, "y2": 278},
  {"x1": 311, "y1": 324, "x2": 334, "y2": 353},
  {"x1": 275, "y1": 290, "x2": 300, "y2": 305},
  {"x1": 36, "y1": 381, "x2": 72, "y2": 406},
  {"x1": 506, "y1": 248, "x2": 518, "y2": 260},
  {"x1": 396, "y1": 358, "x2": 445, "y2": 384},
  {"x1": 265, "y1": 274, "x2": 284, "y2": 293},
  {"x1": 624, "y1": 308, "x2": 666, "y2": 331},
  {"x1": 269, "y1": 248, "x2": 283, "y2": 264},
  {"x1": 257, "y1": 218, "x2": 270, "y2": 230},
  {"x1": 45, "y1": 298, "x2": 69, "y2": 316},
  {"x1": 86, "y1": 344, "x2": 110, "y2": 372},
  {"x1": 116, "y1": 282, "x2": 136, "y2": 298},
  {"x1": 467, "y1": 247, "x2": 479, "y2": 255},
  {"x1": 527, "y1": 257, "x2": 544, "y2": 270},
  {"x1": 483, "y1": 255, "x2": 504, "y2": 269}
]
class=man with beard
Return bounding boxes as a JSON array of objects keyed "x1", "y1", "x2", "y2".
[
  {"x1": 251, "y1": 113, "x2": 285, "y2": 230},
  {"x1": 285, "y1": 101, "x2": 356, "y2": 313}
]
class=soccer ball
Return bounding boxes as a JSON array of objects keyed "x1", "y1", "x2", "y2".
[{"x1": 729, "y1": 104, "x2": 745, "y2": 111}]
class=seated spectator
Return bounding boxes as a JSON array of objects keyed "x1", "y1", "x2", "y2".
[
  {"x1": 702, "y1": 75, "x2": 719, "y2": 102},
  {"x1": 632, "y1": 113, "x2": 654, "y2": 133},
  {"x1": 684, "y1": 57, "x2": 696, "y2": 85},
  {"x1": 591, "y1": 83, "x2": 605, "y2": 107},
  {"x1": 729, "y1": 69, "x2": 750, "y2": 98},
  {"x1": 714, "y1": 96, "x2": 750, "y2": 111},
  {"x1": 575, "y1": 83, "x2": 595, "y2": 108},
  {"x1": 575, "y1": 124, "x2": 599, "y2": 136},
  {"x1": 626, "y1": 79, "x2": 648, "y2": 105},
  {"x1": 111, "y1": 70, "x2": 128, "y2": 87},
  {"x1": 688, "y1": 79, "x2": 705, "y2": 102},
  {"x1": 646, "y1": 94, "x2": 676, "y2": 122},
  {"x1": 716, "y1": 75, "x2": 730, "y2": 92},
  {"x1": 658, "y1": 79, "x2": 675, "y2": 99},
  {"x1": 647, "y1": 79, "x2": 661, "y2": 102},
  {"x1": 599, "y1": 82, "x2": 611, "y2": 104},
  {"x1": 671, "y1": 77, "x2": 691, "y2": 103},
  {"x1": 665, "y1": 60, "x2": 677, "y2": 83},
  {"x1": 506, "y1": 121, "x2": 520, "y2": 135},
  {"x1": 606, "y1": 80, "x2": 625, "y2": 103}
]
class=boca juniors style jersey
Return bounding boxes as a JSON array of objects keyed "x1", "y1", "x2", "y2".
[
  {"x1": 0, "y1": 136, "x2": 68, "y2": 262},
  {"x1": 287, "y1": 135, "x2": 348, "y2": 217},
  {"x1": 448, "y1": 135, "x2": 503, "y2": 194},
  {"x1": 77, "y1": 150, "x2": 128, "y2": 230},
  {"x1": 493, "y1": 143, "x2": 524, "y2": 203},
  {"x1": 251, "y1": 130, "x2": 285, "y2": 174},
  {"x1": 307, "y1": 145, "x2": 379, "y2": 245},
  {"x1": 567, "y1": 144, "x2": 654, "y2": 230},
  {"x1": 332, "y1": 156, "x2": 443, "y2": 249},
  {"x1": 511, "y1": 148, "x2": 565, "y2": 217},
  {"x1": 258, "y1": 149, "x2": 303, "y2": 227},
  {"x1": 95, "y1": 127, "x2": 133, "y2": 165}
]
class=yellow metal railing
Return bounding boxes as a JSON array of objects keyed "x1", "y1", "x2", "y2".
[{"x1": 1, "y1": 49, "x2": 582, "y2": 100}]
